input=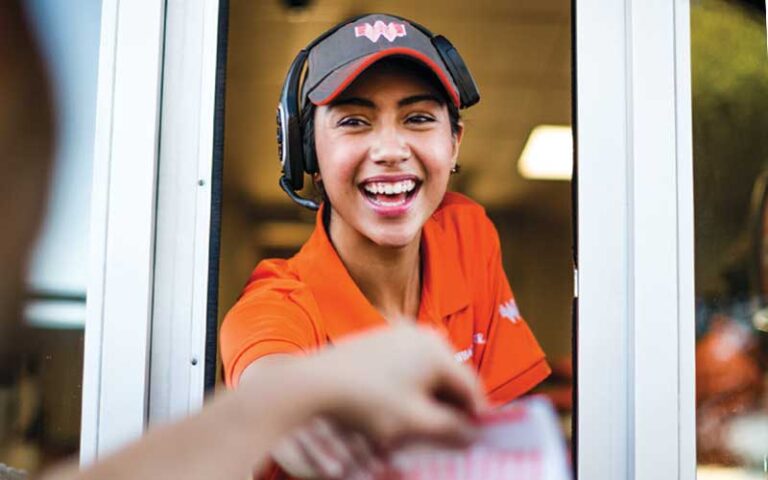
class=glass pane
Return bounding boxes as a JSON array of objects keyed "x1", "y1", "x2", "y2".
[
  {"x1": 692, "y1": 0, "x2": 768, "y2": 477},
  {"x1": 219, "y1": 0, "x2": 573, "y2": 470},
  {"x1": 0, "y1": 0, "x2": 101, "y2": 474}
]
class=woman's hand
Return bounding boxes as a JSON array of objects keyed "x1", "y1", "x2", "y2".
[{"x1": 271, "y1": 417, "x2": 383, "y2": 479}]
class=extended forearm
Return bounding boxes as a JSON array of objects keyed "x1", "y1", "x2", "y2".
[
  {"x1": 48, "y1": 360, "x2": 327, "y2": 480},
  {"x1": 59, "y1": 391, "x2": 275, "y2": 480}
]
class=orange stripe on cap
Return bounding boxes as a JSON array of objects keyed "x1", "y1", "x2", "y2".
[{"x1": 311, "y1": 47, "x2": 461, "y2": 108}]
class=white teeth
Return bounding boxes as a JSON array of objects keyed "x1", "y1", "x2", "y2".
[
  {"x1": 371, "y1": 196, "x2": 406, "y2": 207},
  {"x1": 363, "y1": 179, "x2": 416, "y2": 195}
]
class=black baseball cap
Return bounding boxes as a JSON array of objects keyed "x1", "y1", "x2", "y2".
[{"x1": 301, "y1": 14, "x2": 461, "y2": 108}]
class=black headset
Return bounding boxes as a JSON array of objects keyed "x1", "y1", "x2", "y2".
[{"x1": 276, "y1": 14, "x2": 480, "y2": 210}]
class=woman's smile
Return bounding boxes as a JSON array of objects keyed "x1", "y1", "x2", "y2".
[{"x1": 359, "y1": 174, "x2": 422, "y2": 217}]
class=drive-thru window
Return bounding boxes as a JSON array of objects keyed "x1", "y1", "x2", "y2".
[{"x1": 5, "y1": 1, "x2": 767, "y2": 479}]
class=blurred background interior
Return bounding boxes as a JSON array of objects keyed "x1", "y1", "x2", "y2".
[
  {"x1": 691, "y1": 0, "x2": 768, "y2": 478},
  {"x1": 2, "y1": 0, "x2": 768, "y2": 478}
]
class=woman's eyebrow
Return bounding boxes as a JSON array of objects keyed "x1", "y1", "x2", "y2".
[
  {"x1": 328, "y1": 97, "x2": 375, "y2": 109},
  {"x1": 398, "y1": 94, "x2": 442, "y2": 107}
]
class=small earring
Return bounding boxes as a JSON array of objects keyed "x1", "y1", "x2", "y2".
[{"x1": 450, "y1": 164, "x2": 461, "y2": 174}]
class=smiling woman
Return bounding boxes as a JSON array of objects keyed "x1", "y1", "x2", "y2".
[{"x1": 219, "y1": 13, "x2": 551, "y2": 480}]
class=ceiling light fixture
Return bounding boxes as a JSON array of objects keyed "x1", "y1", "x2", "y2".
[{"x1": 518, "y1": 125, "x2": 573, "y2": 181}]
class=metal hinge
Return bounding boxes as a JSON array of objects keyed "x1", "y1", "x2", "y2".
[{"x1": 573, "y1": 267, "x2": 579, "y2": 299}]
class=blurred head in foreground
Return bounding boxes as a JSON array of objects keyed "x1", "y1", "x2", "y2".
[{"x1": 0, "y1": 1, "x2": 55, "y2": 361}]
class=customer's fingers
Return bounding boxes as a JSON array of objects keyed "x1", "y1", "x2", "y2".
[
  {"x1": 309, "y1": 418, "x2": 358, "y2": 470},
  {"x1": 294, "y1": 427, "x2": 345, "y2": 479},
  {"x1": 400, "y1": 397, "x2": 478, "y2": 447},
  {"x1": 432, "y1": 357, "x2": 488, "y2": 417},
  {"x1": 271, "y1": 434, "x2": 319, "y2": 479},
  {"x1": 345, "y1": 431, "x2": 385, "y2": 476}
]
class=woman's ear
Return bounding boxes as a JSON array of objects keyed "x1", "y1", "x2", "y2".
[
  {"x1": 311, "y1": 172, "x2": 324, "y2": 194},
  {"x1": 452, "y1": 121, "x2": 465, "y2": 159}
]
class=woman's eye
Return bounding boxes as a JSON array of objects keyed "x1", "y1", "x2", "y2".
[
  {"x1": 338, "y1": 117, "x2": 368, "y2": 128},
  {"x1": 406, "y1": 114, "x2": 436, "y2": 125}
]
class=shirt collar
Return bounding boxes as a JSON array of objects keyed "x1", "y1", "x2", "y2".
[
  {"x1": 293, "y1": 203, "x2": 470, "y2": 342},
  {"x1": 420, "y1": 212, "x2": 471, "y2": 318}
]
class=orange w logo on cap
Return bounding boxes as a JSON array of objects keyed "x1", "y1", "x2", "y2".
[{"x1": 354, "y1": 21, "x2": 407, "y2": 43}]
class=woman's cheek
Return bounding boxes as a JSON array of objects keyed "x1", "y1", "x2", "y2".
[
  {"x1": 321, "y1": 162, "x2": 357, "y2": 200},
  {"x1": 421, "y1": 147, "x2": 455, "y2": 182}
]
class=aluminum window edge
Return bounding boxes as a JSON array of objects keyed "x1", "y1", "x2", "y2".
[
  {"x1": 148, "y1": 0, "x2": 220, "y2": 426},
  {"x1": 80, "y1": 0, "x2": 119, "y2": 466},
  {"x1": 80, "y1": 0, "x2": 166, "y2": 464},
  {"x1": 576, "y1": 0, "x2": 631, "y2": 478},
  {"x1": 673, "y1": 0, "x2": 696, "y2": 478},
  {"x1": 577, "y1": 1, "x2": 694, "y2": 479},
  {"x1": 627, "y1": 0, "x2": 682, "y2": 478},
  {"x1": 190, "y1": 0, "x2": 222, "y2": 406},
  {"x1": 625, "y1": 0, "x2": 696, "y2": 478}
]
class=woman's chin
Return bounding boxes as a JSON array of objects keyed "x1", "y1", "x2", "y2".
[{"x1": 367, "y1": 228, "x2": 420, "y2": 250}]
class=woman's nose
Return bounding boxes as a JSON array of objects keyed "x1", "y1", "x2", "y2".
[{"x1": 369, "y1": 125, "x2": 410, "y2": 166}]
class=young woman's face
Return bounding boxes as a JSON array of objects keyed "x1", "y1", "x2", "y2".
[{"x1": 314, "y1": 62, "x2": 463, "y2": 249}]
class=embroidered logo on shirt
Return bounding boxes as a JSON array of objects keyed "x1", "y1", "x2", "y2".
[
  {"x1": 499, "y1": 299, "x2": 521, "y2": 324},
  {"x1": 454, "y1": 347, "x2": 473, "y2": 363},
  {"x1": 473, "y1": 333, "x2": 486, "y2": 345},
  {"x1": 354, "y1": 21, "x2": 407, "y2": 43}
]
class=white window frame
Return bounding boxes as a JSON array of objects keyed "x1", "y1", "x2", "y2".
[
  {"x1": 147, "y1": 0, "x2": 222, "y2": 427},
  {"x1": 576, "y1": 0, "x2": 695, "y2": 479},
  {"x1": 81, "y1": 0, "x2": 698, "y2": 477},
  {"x1": 81, "y1": 0, "x2": 221, "y2": 464}
]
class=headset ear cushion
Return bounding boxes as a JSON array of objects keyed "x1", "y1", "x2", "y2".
[
  {"x1": 304, "y1": 147, "x2": 318, "y2": 174},
  {"x1": 303, "y1": 125, "x2": 318, "y2": 174},
  {"x1": 432, "y1": 35, "x2": 480, "y2": 108},
  {"x1": 278, "y1": 50, "x2": 309, "y2": 190},
  {"x1": 277, "y1": 103, "x2": 305, "y2": 190}
]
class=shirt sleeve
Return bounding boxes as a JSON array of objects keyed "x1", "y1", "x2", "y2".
[
  {"x1": 219, "y1": 276, "x2": 322, "y2": 389},
  {"x1": 475, "y1": 218, "x2": 551, "y2": 405}
]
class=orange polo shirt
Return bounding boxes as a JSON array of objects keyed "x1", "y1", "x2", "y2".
[{"x1": 220, "y1": 192, "x2": 551, "y2": 404}]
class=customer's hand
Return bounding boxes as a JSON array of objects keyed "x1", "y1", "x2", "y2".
[
  {"x1": 271, "y1": 416, "x2": 383, "y2": 479},
  {"x1": 242, "y1": 325, "x2": 488, "y2": 479},
  {"x1": 310, "y1": 325, "x2": 488, "y2": 450}
]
